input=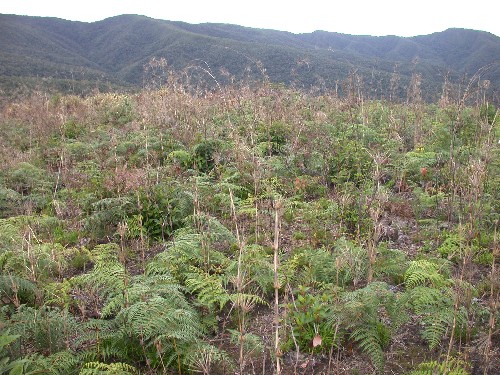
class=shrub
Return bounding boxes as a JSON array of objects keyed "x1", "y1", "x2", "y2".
[
  {"x1": 284, "y1": 286, "x2": 337, "y2": 353},
  {"x1": 193, "y1": 139, "x2": 221, "y2": 173},
  {"x1": 256, "y1": 121, "x2": 288, "y2": 156}
]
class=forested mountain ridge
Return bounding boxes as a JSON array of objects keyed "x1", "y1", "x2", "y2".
[{"x1": 1, "y1": 13, "x2": 499, "y2": 100}]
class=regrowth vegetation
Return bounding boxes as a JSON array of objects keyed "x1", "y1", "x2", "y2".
[{"x1": 0, "y1": 67, "x2": 498, "y2": 374}]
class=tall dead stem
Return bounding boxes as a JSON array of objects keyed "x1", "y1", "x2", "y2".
[
  {"x1": 229, "y1": 188, "x2": 246, "y2": 374},
  {"x1": 273, "y1": 198, "x2": 283, "y2": 375}
]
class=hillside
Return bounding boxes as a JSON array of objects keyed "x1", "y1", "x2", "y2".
[
  {"x1": 0, "y1": 79, "x2": 498, "y2": 374},
  {"x1": 1, "y1": 14, "x2": 499, "y2": 101}
]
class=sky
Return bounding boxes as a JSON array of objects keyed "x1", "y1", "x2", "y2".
[{"x1": 1, "y1": 0, "x2": 499, "y2": 37}]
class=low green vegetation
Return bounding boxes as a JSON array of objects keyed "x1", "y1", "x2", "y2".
[{"x1": 0, "y1": 75, "x2": 498, "y2": 374}]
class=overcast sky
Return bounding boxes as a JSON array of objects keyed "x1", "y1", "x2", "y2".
[{"x1": 1, "y1": 0, "x2": 499, "y2": 37}]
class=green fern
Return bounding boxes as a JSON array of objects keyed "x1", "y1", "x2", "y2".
[
  {"x1": 229, "y1": 292, "x2": 267, "y2": 309},
  {"x1": 350, "y1": 325, "x2": 386, "y2": 372},
  {"x1": 420, "y1": 314, "x2": 454, "y2": 350},
  {"x1": 148, "y1": 230, "x2": 202, "y2": 277},
  {"x1": 332, "y1": 237, "x2": 368, "y2": 287},
  {"x1": 85, "y1": 197, "x2": 134, "y2": 238},
  {"x1": 406, "y1": 286, "x2": 452, "y2": 349},
  {"x1": 421, "y1": 304, "x2": 465, "y2": 350},
  {"x1": 404, "y1": 259, "x2": 450, "y2": 288},
  {"x1": 221, "y1": 244, "x2": 273, "y2": 295},
  {"x1": 281, "y1": 247, "x2": 337, "y2": 287},
  {"x1": 342, "y1": 282, "x2": 405, "y2": 373},
  {"x1": 185, "y1": 342, "x2": 235, "y2": 374},
  {"x1": 410, "y1": 356, "x2": 470, "y2": 375},
  {"x1": 148, "y1": 219, "x2": 234, "y2": 280},
  {"x1": 0, "y1": 217, "x2": 69, "y2": 285},
  {"x1": 25, "y1": 350, "x2": 80, "y2": 375},
  {"x1": 79, "y1": 361, "x2": 136, "y2": 375},
  {"x1": 0, "y1": 218, "x2": 22, "y2": 252},
  {"x1": 235, "y1": 194, "x2": 257, "y2": 217},
  {"x1": 185, "y1": 267, "x2": 230, "y2": 311},
  {"x1": 407, "y1": 286, "x2": 449, "y2": 315},
  {"x1": 73, "y1": 319, "x2": 129, "y2": 362},
  {"x1": 113, "y1": 294, "x2": 204, "y2": 371},
  {"x1": 4, "y1": 305, "x2": 78, "y2": 355},
  {"x1": 0, "y1": 274, "x2": 36, "y2": 305},
  {"x1": 71, "y1": 243, "x2": 127, "y2": 313},
  {"x1": 404, "y1": 259, "x2": 462, "y2": 350},
  {"x1": 184, "y1": 212, "x2": 235, "y2": 244},
  {"x1": 102, "y1": 273, "x2": 184, "y2": 318},
  {"x1": 0, "y1": 331, "x2": 26, "y2": 375},
  {"x1": 373, "y1": 246, "x2": 408, "y2": 284},
  {"x1": 117, "y1": 295, "x2": 202, "y2": 345}
]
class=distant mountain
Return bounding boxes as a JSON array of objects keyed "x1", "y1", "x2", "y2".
[{"x1": 1, "y1": 14, "x2": 499, "y2": 101}]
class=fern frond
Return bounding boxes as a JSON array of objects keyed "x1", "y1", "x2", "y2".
[
  {"x1": 5, "y1": 305, "x2": 78, "y2": 355},
  {"x1": 406, "y1": 284, "x2": 461, "y2": 349},
  {"x1": 185, "y1": 213, "x2": 235, "y2": 244},
  {"x1": 185, "y1": 342, "x2": 235, "y2": 374},
  {"x1": 410, "y1": 356, "x2": 470, "y2": 375},
  {"x1": 407, "y1": 286, "x2": 451, "y2": 315},
  {"x1": 228, "y1": 328, "x2": 264, "y2": 353},
  {"x1": 185, "y1": 268, "x2": 230, "y2": 311},
  {"x1": 340, "y1": 282, "x2": 402, "y2": 373},
  {"x1": 236, "y1": 194, "x2": 257, "y2": 217},
  {"x1": 26, "y1": 350, "x2": 80, "y2": 375},
  {"x1": 147, "y1": 231, "x2": 201, "y2": 277},
  {"x1": 282, "y1": 247, "x2": 337, "y2": 287},
  {"x1": 102, "y1": 273, "x2": 184, "y2": 318},
  {"x1": 225, "y1": 244, "x2": 274, "y2": 293},
  {"x1": 149, "y1": 219, "x2": 234, "y2": 280},
  {"x1": 422, "y1": 305, "x2": 465, "y2": 350},
  {"x1": 343, "y1": 281, "x2": 391, "y2": 304},
  {"x1": 0, "y1": 274, "x2": 36, "y2": 303},
  {"x1": 71, "y1": 243, "x2": 126, "y2": 305},
  {"x1": 404, "y1": 259, "x2": 449, "y2": 288},
  {"x1": 80, "y1": 361, "x2": 137, "y2": 374},
  {"x1": 0, "y1": 331, "x2": 20, "y2": 355},
  {"x1": 230, "y1": 293, "x2": 267, "y2": 310},
  {"x1": 421, "y1": 314, "x2": 452, "y2": 350},
  {"x1": 332, "y1": 237, "x2": 368, "y2": 287},
  {"x1": 373, "y1": 247, "x2": 408, "y2": 283},
  {"x1": 350, "y1": 325, "x2": 384, "y2": 372},
  {"x1": 0, "y1": 218, "x2": 22, "y2": 252},
  {"x1": 90, "y1": 243, "x2": 121, "y2": 264},
  {"x1": 71, "y1": 319, "x2": 118, "y2": 352},
  {"x1": 118, "y1": 296, "x2": 202, "y2": 345}
]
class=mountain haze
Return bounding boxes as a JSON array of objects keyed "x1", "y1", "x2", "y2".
[{"x1": 1, "y1": 14, "x2": 499, "y2": 100}]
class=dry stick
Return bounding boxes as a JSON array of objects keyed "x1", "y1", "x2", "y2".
[
  {"x1": 483, "y1": 221, "x2": 498, "y2": 375},
  {"x1": 327, "y1": 322, "x2": 340, "y2": 374},
  {"x1": 445, "y1": 268, "x2": 463, "y2": 369},
  {"x1": 155, "y1": 340, "x2": 167, "y2": 375},
  {"x1": 250, "y1": 130, "x2": 260, "y2": 243},
  {"x1": 193, "y1": 178, "x2": 209, "y2": 271},
  {"x1": 172, "y1": 337, "x2": 182, "y2": 375},
  {"x1": 366, "y1": 151, "x2": 386, "y2": 284},
  {"x1": 229, "y1": 189, "x2": 243, "y2": 288},
  {"x1": 273, "y1": 198, "x2": 282, "y2": 375},
  {"x1": 53, "y1": 151, "x2": 63, "y2": 199},
  {"x1": 136, "y1": 193, "x2": 146, "y2": 273},
  {"x1": 229, "y1": 188, "x2": 246, "y2": 374},
  {"x1": 286, "y1": 283, "x2": 300, "y2": 375},
  {"x1": 262, "y1": 346, "x2": 267, "y2": 375}
]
